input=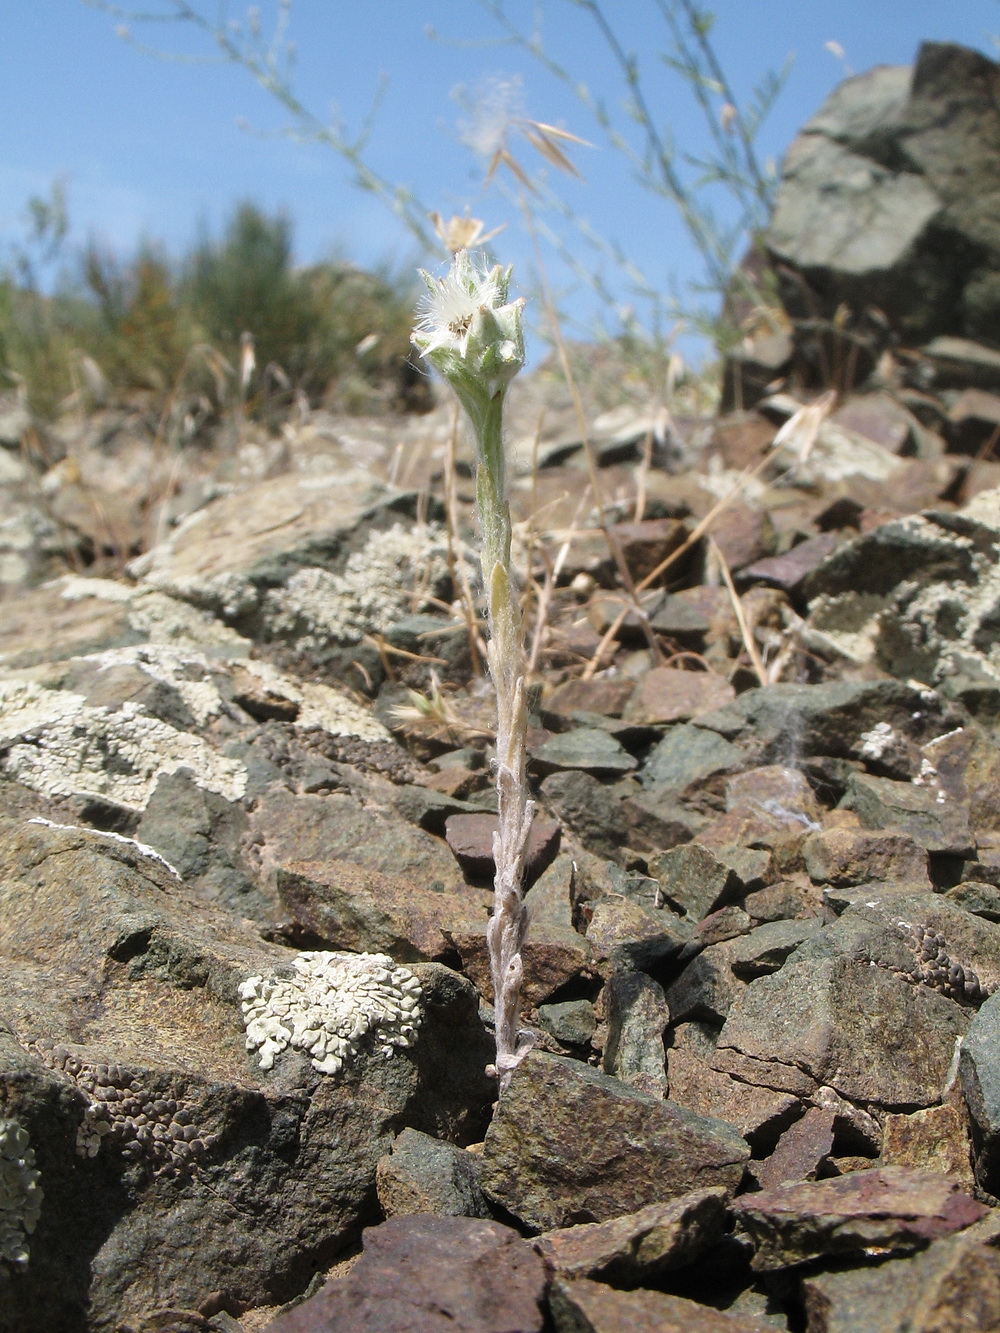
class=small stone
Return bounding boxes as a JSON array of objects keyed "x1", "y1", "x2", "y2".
[
  {"x1": 375, "y1": 1128, "x2": 490, "y2": 1220},
  {"x1": 751, "y1": 1107, "x2": 836, "y2": 1191},
  {"x1": 536, "y1": 1000, "x2": 597, "y2": 1048},
  {"x1": 531, "y1": 728, "x2": 638, "y2": 776},
  {"x1": 624, "y1": 667, "x2": 735, "y2": 726},
  {"x1": 601, "y1": 973, "x2": 670, "y2": 1098},
  {"x1": 842, "y1": 770, "x2": 974, "y2": 855},
  {"x1": 585, "y1": 895, "x2": 689, "y2": 975},
  {"x1": 648, "y1": 842, "x2": 742, "y2": 922},
  {"x1": 542, "y1": 677, "x2": 636, "y2": 726},
  {"x1": 443, "y1": 812, "x2": 561, "y2": 884},
  {"x1": 881, "y1": 1102, "x2": 975, "y2": 1187}
]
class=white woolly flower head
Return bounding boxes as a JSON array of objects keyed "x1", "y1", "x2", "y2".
[{"x1": 412, "y1": 250, "x2": 525, "y2": 413}]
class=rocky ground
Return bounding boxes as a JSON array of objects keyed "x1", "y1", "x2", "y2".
[{"x1": 3, "y1": 35, "x2": 1000, "y2": 1333}]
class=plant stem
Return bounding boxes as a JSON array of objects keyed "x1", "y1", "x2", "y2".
[{"x1": 476, "y1": 391, "x2": 534, "y2": 1095}]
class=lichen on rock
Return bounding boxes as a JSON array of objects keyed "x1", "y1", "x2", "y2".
[
  {"x1": 261, "y1": 522, "x2": 462, "y2": 650},
  {"x1": 239, "y1": 950, "x2": 423, "y2": 1076},
  {"x1": 0, "y1": 1118, "x2": 42, "y2": 1269},
  {"x1": 0, "y1": 680, "x2": 248, "y2": 809}
]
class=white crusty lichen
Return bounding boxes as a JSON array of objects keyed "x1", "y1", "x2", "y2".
[
  {"x1": 262, "y1": 522, "x2": 465, "y2": 650},
  {"x1": 0, "y1": 681, "x2": 247, "y2": 809},
  {"x1": 239, "y1": 951, "x2": 422, "y2": 1076},
  {"x1": 0, "y1": 1119, "x2": 42, "y2": 1269}
]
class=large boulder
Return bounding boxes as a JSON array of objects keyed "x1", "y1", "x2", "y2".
[{"x1": 766, "y1": 43, "x2": 1000, "y2": 344}]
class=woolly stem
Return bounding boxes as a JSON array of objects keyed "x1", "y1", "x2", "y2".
[{"x1": 476, "y1": 393, "x2": 534, "y2": 1094}]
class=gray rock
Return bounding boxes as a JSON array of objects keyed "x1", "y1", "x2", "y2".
[
  {"x1": 264, "y1": 1214, "x2": 547, "y2": 1333},
  {"x1": 479, "y1": 1051, "x2": 748, "y2": 1232},
  {"x1": 642, "y1": 724, "x2": 745, "y2": 796},
  {"x1": 842, "y1": 770, "x2": 973, "y2": 854},
  {"x1": 602, "y1": 973, "x2": 670, "y2": 1097},
  {"x1": 375, "y1": 1128, "x2": 490, "y2": 1219},
  {"x1": 540, "y1": 770, "x2": 627, "y2": 859},
  {"x1": 585, "y1": 895, "x2": 690, "y2": 975},
  {"x1": 960, "y1": 991, "x2": 1000, "y2": 1195},
  {"x1": 713, "y1": 910, "x2": 976, "y2": 1107},
  {"x1": 648, "y1": 842, "x2": 742, "y2": 922},
  {"x1": 537, "y1": 999, "x2": 597, "y2": 1048},
  {"x1": 665, "y1": 940, "x2": 747, "y2": 1026},
  {"x1": 531, "y1": 727, "x2": 638, "y2": 776},
  {"x1": 766, "y1": 43, "x2": 1000, "y2": 344},
  {"x1": 801, "y1": 1226, "x2": 1000, "y2": 1333},
  {"x1": 694, "y1": 679, "x2": 952, "y2": 764}
]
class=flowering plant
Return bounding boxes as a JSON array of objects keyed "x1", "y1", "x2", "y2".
[{"x1": 413, "y1": 250, "x2": 533, "y2": 1093}]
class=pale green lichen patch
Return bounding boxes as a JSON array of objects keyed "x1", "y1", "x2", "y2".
[
  {"x1": 239, "y1": 951, "x2": 422, "y2": 1076},
  {"x1": 262, "y1": 522, "x2": 464, "y2": 650},
  {"x1": 0, "y1": 1119, "x2": 42, "y2": 1269}
]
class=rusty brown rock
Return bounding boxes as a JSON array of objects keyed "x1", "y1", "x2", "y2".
[
  {"x1": 443, "y1": 811, "x2": 561, "y2": 883},
  {"x1": 276, "y1": 859, "x2": 492, "y2": 961},
  {"x1": 264, "y1": 1215, "x2": 547, "y2": 1333},
  {"x1": 625, "y1": 667, "x2": 735, "y2": 726},
  {"x1": 751, "y1": 1107, "x2": 836, "y2": 1191},
  {"x1": 732, "y1": 1166, "x2": 988, "y2": 1270},
  {"x1": 881, "y1": 1102, "x2": 975, "y2": 1187},
  {"x1": 533, "y1": 1187, "x2": 727, "y2": 1286},
  {"x1": 548, "y1": 1278, "x2": 775, "y2": 1333}
]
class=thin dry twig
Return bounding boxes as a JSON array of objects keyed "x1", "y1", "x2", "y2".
[{"x1": 710, "y1": 536, "x2": 768, "y2": 687}]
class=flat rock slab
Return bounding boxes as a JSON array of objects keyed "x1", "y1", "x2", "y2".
[
  {"x1": 732, "y1": 1166, "x2": 988, "y2": 1270},
  {"x1": 625, "y1": 667, "x2": 735, "y2": 726},
  {"x1": 129, "y1": 468, "x2": 400, "y2": 613},
  {"x1": 548, "y1": 1277, "x2": 775, "y2": 1333},
  {"x1": 530, "y1": 727, "x2": 638, "y2": 775},
  {"x1": 479, "y1": 1050, "x2": 749, "y2": 1232},
  {"x1": 276, "y1": 859, "x2": 492, "y2": 962},
  {"x1": 264, "y1": 1215, "x2": 547, "y2": 1333},
  {"x1": 534, "y1": 1186, "x2": 727, "y2": 1286}
]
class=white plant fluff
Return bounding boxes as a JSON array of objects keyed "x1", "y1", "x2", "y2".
[{"x1": 239, "y1": 951, "x2": 423, "y2": 1076}]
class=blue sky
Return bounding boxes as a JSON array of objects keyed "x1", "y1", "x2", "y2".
[{"x1": 3, "y1": 2, "x2": 999, "y2": 346}]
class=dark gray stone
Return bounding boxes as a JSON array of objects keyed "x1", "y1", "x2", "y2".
[
  {"x1": 537, "y1": 999, "x2": 598, "y2": 1048},
  {"x1": 602, "y1": 973, "x2": 670, "y2": 1097},
  {"x1": 960, "y1": 991, "x2": 1000, "y2": 1195},
  {"x1": 648, "y1": 842, "x2": 742, "y2": 922},
  {"x1": 375, "y1": 1128, "x2": 490, "y2": 1219},
  {"x1": 531, "y1": 727, "x2": 638, "y2": 776},
  {"x1": 641, "y1": 724, "x2": 744, "y2": 795}
]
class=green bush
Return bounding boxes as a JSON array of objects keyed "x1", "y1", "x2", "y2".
[{"x1": 0, "y1": 195, "x2": 420, "y2": 420}]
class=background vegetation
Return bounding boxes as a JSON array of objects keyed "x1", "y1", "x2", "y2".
[{"x1": 0, "y1": 191, "x2": 419, "y2": 420}]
